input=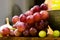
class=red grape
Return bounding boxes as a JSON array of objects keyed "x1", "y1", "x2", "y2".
[
  {"x1": 10, "y1": 30, "x2": 14, "y2": 36},
  {"x1": 40, "y1": 3, "x2": 48, "y2": 10},
  {"x1": 26, "y1": 15, "x2": 34, "y2": 24},
  {"x1": 24, "y1": 10, "x2": 33, "y2": 16},
  {"x1": 44, "y1": 21, "x2": 48, "y2": 28},
  {"x1": 19, "y1": 14, "x2": 26, "y2": 23},
  {"x1": 40, "y1": 10, "x2": 49, "y2": 20},
  {"x1": 12, "y1": 15, "x2": 19, "y2": 24},
  {"x1": 1, "y1": 27, "x2": 10, "y2": 36},
  {"x1": 30, "y1": 5, "x2": 40, "y2": 13},
  {"x1": 25, "y1": 23, "x2": 30, "y2": 29},
  {"x1": 14, "y1": 29, "x2": 22, "y2": 36},
  {"x1": 33, "y1": 12, "x2": 41, "y2": 22},
  {"x1": 36, "y1": 20, "x2": 44, "y2": 31},
  {"x1": 29, "y1": 27, "x2": 37, "y2": 36},
  {"x1": 23, "y1": 30, "x2": 30, "y2": 37},
  {"x1": 16, "y1": 21, "x2": 26, "y2": 32}
]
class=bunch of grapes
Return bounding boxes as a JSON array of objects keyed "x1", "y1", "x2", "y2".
[{"x1": 11, "y1": 3, "x2": 49, "y2": 37}]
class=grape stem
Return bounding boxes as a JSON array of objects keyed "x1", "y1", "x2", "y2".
[{"x1": 6, "y1": 18, "x2": 10, "y2": 25}]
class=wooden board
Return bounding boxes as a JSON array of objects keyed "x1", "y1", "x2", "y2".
[{"x1": 0, "y1": 35, "x2": 60, "y2": 40}]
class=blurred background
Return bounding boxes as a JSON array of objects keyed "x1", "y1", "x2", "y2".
[{"x1": 0, "y1": 0, "x2": 45, "y2": 26}]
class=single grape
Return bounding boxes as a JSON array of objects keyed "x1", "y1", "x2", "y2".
[
  {"x1": 1, "y1": 27, "x2": 10, "y2": 36},
  {"x1": 39, "y1": 30, "x2": 46, "y2": 37},
  {"x1": 40, "y1": 10, "x2": 49, "y2": 20},
  {"x1": 10, "y1": 30, "x2": 14, "y2": 36},
  {"x1": 40, "y1": 3, "x2": 48, "y2": 10},
  {"x1": 24, "y1": 10, "x2": 33, "y2": 16},
  {"x1": 16, "y1": 21, "x2": 26, "y2": 32},
  {"x1": 30, "y1": 5, "x2": 40, "y2": 13},
  {"x1": 53, "y1": 30, "x2": 60, "y2": 37},
  {"x1": 36, "y1": 20, "x2": 44, "y2": 31},
  {"x1": 26, "y1": 15, "x2": 34, "y2": 24},
  {"x1": 12, "y1": 15, "x2": 19, "y2": 24},
  {"x1": 14, "y1": 29, "x2": 22, "y2": 37},
  {"x1": 29, "y1": 27, "x2": 37, "y2": 36},
  {"x1": 33, "y1": 12, "x2": 41, "y2": 22},
  {"x1": 23, "y1": 30, "x2": 30, "y2": 37},
  {"x1": 19, "y1": 14, "x2": 26, "y2": 23}
]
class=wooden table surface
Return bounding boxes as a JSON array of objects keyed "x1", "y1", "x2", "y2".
[{"x1": 0, "y1": 35, "x2": 60, "y2": 40}]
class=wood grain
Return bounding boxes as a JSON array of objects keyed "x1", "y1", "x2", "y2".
[{"x1": 0, "y1": 35, "x2": 60, "y2": 40}]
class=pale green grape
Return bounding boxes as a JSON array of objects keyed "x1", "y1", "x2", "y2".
[
  {"x1": 53, "y1": 30, "x2": 59, "y2": 37},
  {"x1": 39, "y1": 30, "x2": 46, "y2": 37}
]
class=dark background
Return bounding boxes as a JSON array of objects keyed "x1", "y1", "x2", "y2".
[
  {"x1": 34, "y1": 0, "x2": 45, "y2": 5},
  {"x1": 29, "y1": 0, "x2": 45, "y2": 9}
]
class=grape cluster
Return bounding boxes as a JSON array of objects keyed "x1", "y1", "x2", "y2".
[
  {"x1": 11, "y1": 3, "x2": 49, "y2": 37},
  {"x1": 0, "y1": 3, "x2": 49, "y2": 37}
]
